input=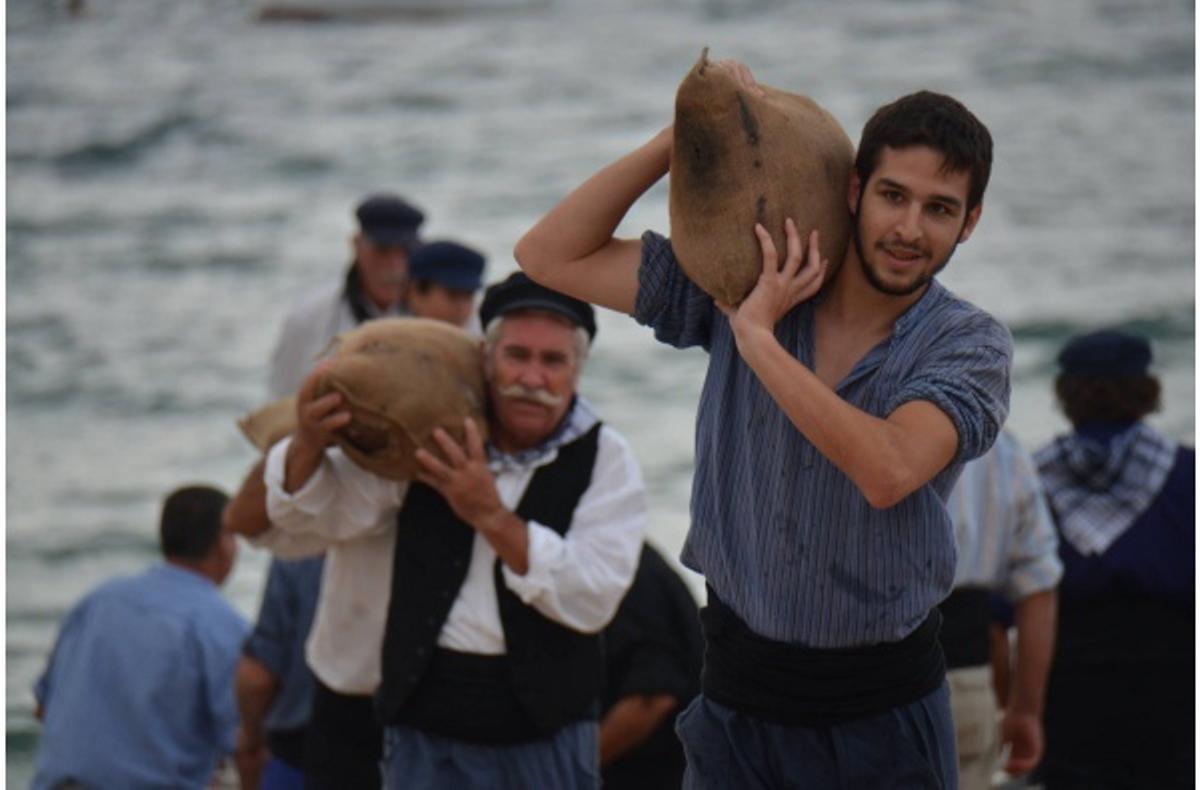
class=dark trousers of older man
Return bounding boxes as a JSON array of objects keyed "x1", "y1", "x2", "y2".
[{"x1": 303, "y1": 680, "x2": 382, "y2": 790}]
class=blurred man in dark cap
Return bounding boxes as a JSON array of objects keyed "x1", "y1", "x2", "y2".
[
  {"x1": 1033, "y1": 328, "x2": 1194, "y2": 789},
  {"x1": 228, "y1": 272, "x2": 648, "y2": 788},
  {"x1": 268, "y1": 193, "x2": 425, "y2": 398},
  {"x1": 405, "y1": 240, "x2": 487, "y2": 330}
]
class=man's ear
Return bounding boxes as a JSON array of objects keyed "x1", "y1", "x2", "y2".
[
  {"x1": 958, "y1": 203, "x2": 983, "y2": 244},
  {"x1": 847, "y1": 172, "x2": 862, "y2": 216}
]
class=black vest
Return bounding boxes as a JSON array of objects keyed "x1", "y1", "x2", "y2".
[{"x1": 375, "y1": 424, "x2": 604, "y2": 737}]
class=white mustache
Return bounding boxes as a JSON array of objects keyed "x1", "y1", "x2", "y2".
[{"x1": 496, "y1": 383, "x2": 565, "y2": 407}]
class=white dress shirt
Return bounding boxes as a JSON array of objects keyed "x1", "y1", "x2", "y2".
[{"x1": 257, "y1": 399, "x2": 647, "y2": 696}]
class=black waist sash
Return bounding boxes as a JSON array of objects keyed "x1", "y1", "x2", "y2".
[
  {"x1": 390, "y1": 648, "x2": 545, "y2": 745},
  {"x1": 701, "y1": 587, "x2": 945, "y2": 725},
  {"x1": 937, "y1": 587, "x2": 993, "y2": 669}
]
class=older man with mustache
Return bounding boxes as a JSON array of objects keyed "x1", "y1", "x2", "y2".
[{"x1": 228, "y1": 272, "x2": 648, "y2": 789}]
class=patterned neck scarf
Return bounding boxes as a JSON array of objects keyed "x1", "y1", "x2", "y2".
[{"x1": 1035, "y1": 421, "x2": 1177, "y2": 555}]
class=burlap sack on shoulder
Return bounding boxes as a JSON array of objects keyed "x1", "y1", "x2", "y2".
[
  {"x1": 237, "y1": 317, "x2": 487, "y2": 481},
  {"x1": 670, "y1": 49, "x2": 855, "y2": 306}
]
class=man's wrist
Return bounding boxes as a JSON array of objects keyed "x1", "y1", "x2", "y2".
[{"x1": 475, "y1": 506, "x2": 516, "y2": 537}]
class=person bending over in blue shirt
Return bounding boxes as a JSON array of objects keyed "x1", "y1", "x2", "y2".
[
  {"x1": 33, "y1": 485, "x2": 249, "y2": 790},
  {"x1": 516, "y1": 59, "x2": 1011, "y2": 789}
]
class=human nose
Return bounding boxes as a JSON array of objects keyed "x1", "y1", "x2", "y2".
[
  {"x1": 515, "y1": 361, "x2": 547, "y2": 389},
  {"x1": 894, "y1": 203, "x2": 923, "y2": 241}
]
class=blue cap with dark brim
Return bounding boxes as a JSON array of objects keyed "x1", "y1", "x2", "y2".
[
  {"x1": 355, "y1": 193, "x2": 424, "y2": 248},
  {"x1": 1057, "y1": 329, "x2": 1152, "y2": 378},
  {"x1": 479, "y1": 272, "x2": 596, "y2": 341},
  {"x1": 408, "y1": 240, "x2": 486, "y2": 292}
]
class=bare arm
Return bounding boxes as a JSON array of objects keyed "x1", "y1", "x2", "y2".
[
  {"x1": 223, "y1": 459, "x2": 271, "y2": 538},
  {"x1": 722, "y1": 225, "x2": 958, "y2": 508},
  {"x1": 1001, "y1": 589, "x2": 1057, "y2": 775},
  {"x1": 599, "y1": 693, "x2": 679, "y2": 766},
  {"x1": 514, "y1": 127, "x2": 672, "y2": 315},
  {"x1": 234, "y1": 654, "x2": 277, "y2": 790}
]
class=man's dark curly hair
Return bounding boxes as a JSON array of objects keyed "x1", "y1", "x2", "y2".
[{"x1": 855, "y1": 91, "x2": 993, "y2": 213}]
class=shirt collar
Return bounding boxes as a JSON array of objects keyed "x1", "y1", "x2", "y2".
[
  {"x1": 154, "y1": 561, "x2": 217, "y2": 589},
  {"x1": 892, "y1": 280, "x2": 947, "y2": 338},
  {"x1": 804, "y1": 278, "x2": 946, "y2": 339}
]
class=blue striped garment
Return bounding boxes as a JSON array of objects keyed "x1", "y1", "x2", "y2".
[{"x1": 633, "y1": 231, "x2": 1012, "y2": 648}]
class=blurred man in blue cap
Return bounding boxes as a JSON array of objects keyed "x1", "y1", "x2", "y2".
[
  {"x1": 268, "y1": 193, "x2": 425, "y2": 399},
  {"x1": 405, "y1": 240, "x2": 487, "y2": 330},
  {"x1": 1033, "y1": 328, "x2": 1194, "y2": 789}
]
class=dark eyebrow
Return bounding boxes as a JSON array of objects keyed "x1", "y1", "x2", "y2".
[{"x1": 877, "y1": 178, "x2": 964, "y2": 212}]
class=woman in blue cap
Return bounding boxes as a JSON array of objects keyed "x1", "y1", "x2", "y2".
[{"x1": 1033, "y1": 328, "x2": 1194, "y2": 789}]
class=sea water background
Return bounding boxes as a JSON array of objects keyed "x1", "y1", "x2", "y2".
[{"x1": 6, "y1": 0, "x2": 1194, "y2": 781}]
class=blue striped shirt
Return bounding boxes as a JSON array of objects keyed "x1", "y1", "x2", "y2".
[{"x1": 634, "y1": 231, "x2": 1012, "y2": 647}]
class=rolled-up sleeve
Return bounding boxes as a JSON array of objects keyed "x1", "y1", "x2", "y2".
[
  {"x1": 263, "y1": 437, "x2": 406, "y2": 545},
  {"x1": 242, "y1": 560, "x2": 297, "y2": 673},
  {"x1": 1004, "y1": 448, "x2": 1063, "y2": 600},
  {"x1": 634, "y1": 231, "x2": 715, "y2": 351},
  {"x1": 501, "y1": 427, "x2": 648, "y2": 633},
  {"x1": 888, "y1": 318, "x2": 1012, "y2": 464}
]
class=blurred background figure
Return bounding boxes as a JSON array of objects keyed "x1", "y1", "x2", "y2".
[
  {"x1": 233, "y1": 234, "x2": 487, "y2": 789},
  {"x1": 31, "y1": 486, "x2": 248, "y2": 789},
  {"x1": 1033, "y1": 329, "x2": 1194, "y2": 790},
  {"x1": 268, "y1": 193, "x2": 425, "y2": 399},
  {"x1": 235, "y1": 554, "x2": 325, "y2": 790},
  {"x1": 404, "y1": 239, "x2": 487, "y2": 331},
  {"x1": 940, "y1": 429, "x2": 1061, "y2": 789},
  {"x1": 599, "y1": 542, "x2": 703, "y2": 790}
]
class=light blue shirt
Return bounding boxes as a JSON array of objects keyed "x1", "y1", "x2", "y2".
[
  {"x1": 948, "y1": 429, "x2": 1062, "y2": 600},
  {"x1": 634, "y1": 231, "x2": 1012, "y2": 647},
  {"x1": 33, "y1": 563, "x2": 248, "y2": 790},
  {"x1": 243, "y1": 555, "x2": 324, "y2": 733}
]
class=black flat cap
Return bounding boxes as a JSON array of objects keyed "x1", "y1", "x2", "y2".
[
  {"x1": 479, "y1": 272, "x2": 596, "y2": 341},
  {"x1": 409, "y1": 241, "x2": 486, "y2": 292},
  {"x1": 1058, "y1": 329, "x2": 1152, "y2": 378},
  {"x1": 355, "y1": 194, "x2": 424, "y2": 248}
]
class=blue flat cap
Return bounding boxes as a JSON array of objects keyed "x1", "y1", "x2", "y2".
[
  {"x1": 355, "y1": 194, "x2": 424, "y2": 248},
  {"x1": 479, "y1": 272, "x2": 596, "y2": 341},
  {"x1": 1058, "y1": 329, "x2": 1152, "y2": 378},
  {"x1": 408, "y1": 240, "x2": 486, "y2": 292}
]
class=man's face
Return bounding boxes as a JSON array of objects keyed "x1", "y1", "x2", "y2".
[
  {"x1": 407, "y1": 283, "x2": 477, "y2": 328},
  {"x1": 485, "y1": 312, "x2": 579, "y2": 453},
  {"x1": 354, "y1": 234, "x2": 410, "y2": 310},
  {"x1": 849, "y1": 145, "x2": 981, "y2": 297}
]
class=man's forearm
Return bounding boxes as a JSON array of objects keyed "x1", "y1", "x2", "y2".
[
  {"x1": 515, "y1": 127, "x2": 671, "y2": 313},
  {"x1": 599, "y1": 694, "x2": 678, "y2": 766},
  {"x1": 224, "y1": 459, "x2": 271, "y2": 538},
  {"x1": 283, "y1": 436, "x2": 325, "y2": 494},
  {"x1": 1009, "y1": 589, "x2": 1057, "y2": 717},
  {"x1": 235, "y1": 655, "x2": 278, "y2": 750},
  {"x1": 475, "y1": 509, "x2": 530, "y2": 576},
  {"x1": 735, "y1": 328, "x2": 957, "y2": 508}
]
